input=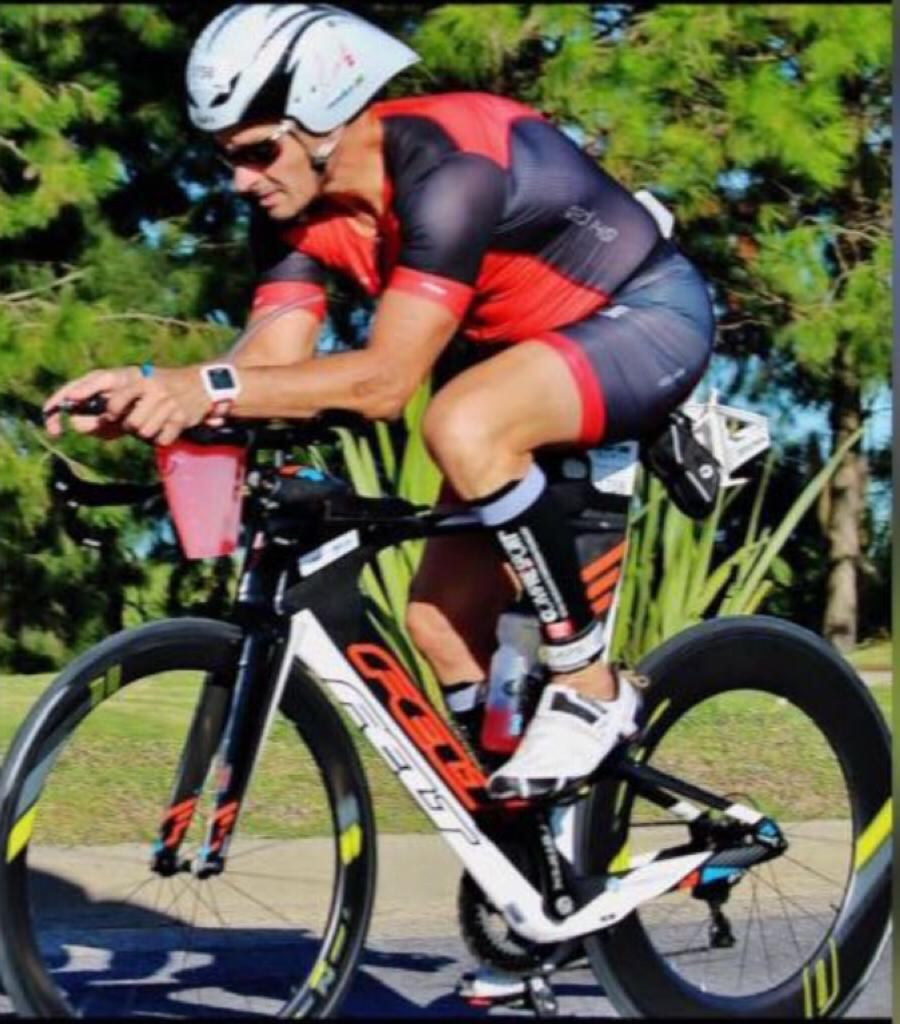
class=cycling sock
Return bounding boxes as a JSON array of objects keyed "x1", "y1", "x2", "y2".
[
  {"x1": 444, "y1": 680, "x2": 483, "y2": 713},
  {"x1": 444, "y1": 681, "x2": 487, "y2": 755},
  {"x1": 471, "y1": 464, "x2": 603, "y2": 668}
]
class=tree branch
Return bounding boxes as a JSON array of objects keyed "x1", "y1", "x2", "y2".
[
  {"x1": 94, "y1": 313, "x2": 222, "y2": 330},
  {"x1": 1, "y1": 269, "x2": 87, "y2": 303}
]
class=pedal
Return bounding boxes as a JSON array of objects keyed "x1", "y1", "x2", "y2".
[
  {"x1": 526, "y1": 974, "x2": 559, "y2": 1017},
  {"x1": 457, "y1": 968, "x2": 560, "y2": 1017},
  {"x1": 457, "y1": 967, "x2": 528, "y2": 1007}
]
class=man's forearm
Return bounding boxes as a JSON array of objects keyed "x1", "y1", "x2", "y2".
[{"x1": 228, "y1": 348, "x2": 410, "y2": 420}]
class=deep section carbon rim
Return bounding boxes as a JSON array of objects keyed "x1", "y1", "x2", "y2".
[
  {"x1": 582, "y1": 617, "x2": 891, "y2": 1018},
  {"x1": 0, "y1": 618, "x2": 376, "y2": 1018}
]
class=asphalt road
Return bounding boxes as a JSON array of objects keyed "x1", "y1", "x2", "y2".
[
  {"x1": 0, "y1": 931, "x2": 890, "y2": 1018},
  {"x1": 0, "y1": 834, "x2": 891, "y2": 1018}
]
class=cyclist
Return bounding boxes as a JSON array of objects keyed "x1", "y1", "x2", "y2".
[{"x1": 44, "y1": 4, "x2": 715, "y2": 801}]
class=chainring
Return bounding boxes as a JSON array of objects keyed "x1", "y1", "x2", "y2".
[
  {"x1": 458, "y1": 869, "x2": 559, "y2": 973},
  {"x1": 457, "y1": 828, "x2": 578, "y2": 974}
]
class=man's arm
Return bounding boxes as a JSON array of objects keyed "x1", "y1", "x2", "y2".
[
  {"x1": 223, "y1": 287, "x2": 460, "y2": 420},
  {"x1": 217, "y1": 153, "x2": 508, "y2": 419},
  {"x1": 226, "y1": 300, "x2": 323, "y2": 368},
  {"x1": 223, "y1": 209, "x2": 328, "y2": 368}
]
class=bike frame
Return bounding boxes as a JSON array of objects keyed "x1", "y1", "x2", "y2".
[{"x1": 151, "y1": 435, "x2": 776, "y2": 946}]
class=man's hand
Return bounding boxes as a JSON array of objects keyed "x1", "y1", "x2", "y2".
[{"x1": 44, "y1": 365, "x2": 212, "y2": 445}]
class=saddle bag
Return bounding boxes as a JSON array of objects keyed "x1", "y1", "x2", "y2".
[{"x1": 640, "y1": 411, "x2": 721, "y2": 519}]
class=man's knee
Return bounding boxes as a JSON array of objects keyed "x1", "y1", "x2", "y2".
[{"x1": 421, "y1": 394, "x2": 501, "y2": 490}]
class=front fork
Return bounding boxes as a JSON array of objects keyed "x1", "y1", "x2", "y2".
[{"x1": 150, "y1": 624, "x2": 287, "y2": 878}]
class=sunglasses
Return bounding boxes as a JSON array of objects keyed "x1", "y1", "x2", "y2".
[{"x1": 216, "y1": 121, "x2": 295, "y2": 171}]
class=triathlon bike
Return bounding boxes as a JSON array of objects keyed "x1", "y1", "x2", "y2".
[{"x1": 0, "y1": 400, "x2": 891, "y2": 1018}]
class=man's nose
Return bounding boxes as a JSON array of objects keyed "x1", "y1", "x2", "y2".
[{"x1": 232, "y1": 165, "x2": 263, "y2": 192}]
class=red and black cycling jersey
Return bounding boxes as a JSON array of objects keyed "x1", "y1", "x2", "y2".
[{"x1": 250, "y1": 92, "x2": 662, "y2": 343}]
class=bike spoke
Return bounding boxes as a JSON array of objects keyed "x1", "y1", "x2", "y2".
[
  {"x1": 764, "y1": 859, "x2": 805, "y2": 962},
  {"x1": 213, "y1": 874, "x2": 299, "y2": 927}
]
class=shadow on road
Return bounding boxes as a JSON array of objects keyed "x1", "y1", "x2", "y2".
[{"x1": 4, "y1": 868, "x2": 554, "y2": 1018}]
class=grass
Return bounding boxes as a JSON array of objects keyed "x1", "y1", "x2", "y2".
[
  {"x1": 0, "y1": 670, "x2": 891, "y2": 845},
  {"x1": 847, "y1": 637, "x2": 893, "y2": 672},
  {"x1": 0, "y1": 671, "x2": 430, "y2": 844}
]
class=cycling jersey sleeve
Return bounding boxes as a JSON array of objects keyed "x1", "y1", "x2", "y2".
[
  {"x1": 388, "y1": 153, "x2": 506, "y2": 319},
  {"x1": 249, "y1": 210, "x2": 327, "y2": 319}
]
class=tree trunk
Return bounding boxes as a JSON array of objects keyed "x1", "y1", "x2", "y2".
[{"x1": 822, "y1": 345, "x2": 864, "y2": 651}]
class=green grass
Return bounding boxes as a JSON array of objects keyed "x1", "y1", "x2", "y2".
[
  {"x1": 847, "y1": 638, "x2": 893, "y2": 672},
  {"x1": 642, "y1": 685, "x2": 892, "y2": 822},
  {"x1": 0, "y1": 671, "x2": 430, "y2": 843},
  {"x1": 0, "y1": 671, "x2": 891, "y2": 844}
]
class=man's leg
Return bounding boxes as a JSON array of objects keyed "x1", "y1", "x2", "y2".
[
  {"x1": 406, "y1": 526, "x2": 518, "y2": 688},
  {"x1": 418, "y1": 341, "x2": 640, "y2": 797}
]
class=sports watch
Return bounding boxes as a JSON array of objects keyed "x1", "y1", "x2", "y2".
[{"x1": 200, "y1": 363, "x2": 241, "y2": 418}]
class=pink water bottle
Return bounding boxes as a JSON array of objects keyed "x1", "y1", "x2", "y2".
[{"x1": 480, "y1": 612, "x2": 542, "y2": 754}]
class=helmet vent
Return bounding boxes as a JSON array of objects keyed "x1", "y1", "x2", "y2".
[{"x1": 209, "y1": 73, "x2": 241, "y2": 109}]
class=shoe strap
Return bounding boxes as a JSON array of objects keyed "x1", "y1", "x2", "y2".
[{"x1": 534, "y1": 683, "x2": 608, "y2": 728}]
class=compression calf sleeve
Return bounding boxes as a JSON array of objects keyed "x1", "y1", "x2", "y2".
[{"x1": 472, "y1": 464, "x2": 604, "y2": 670}]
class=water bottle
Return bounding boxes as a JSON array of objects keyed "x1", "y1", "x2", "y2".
[{"x1": 480, "y1": 612, "x2": 542, "y2": 754}]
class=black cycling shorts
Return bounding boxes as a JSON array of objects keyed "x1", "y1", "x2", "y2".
[{"x1": 535, "y1": 241, "x2": 715, "y2": 444}]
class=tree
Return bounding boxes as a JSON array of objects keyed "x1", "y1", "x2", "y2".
[
  {"x1": 408, "y1": 4, "x2": 891, "y2": 649},
  {"x1": 0, "y1": 5, "x2": 238, "y2": 668}
]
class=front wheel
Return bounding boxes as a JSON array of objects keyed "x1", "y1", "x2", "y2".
[
  {"x1": 580, "y1": 616, "x2": 891, "y2": 1018},
  {"x1": 0, "y1": 617, "x2": 377, "y2": 1018}
]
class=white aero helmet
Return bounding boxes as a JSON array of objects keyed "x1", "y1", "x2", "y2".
[{"x1": 186, "y1": 4, "x2": 419, "y2": 134}]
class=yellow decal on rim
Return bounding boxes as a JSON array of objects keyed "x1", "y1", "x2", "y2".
[
  {"x1": 90, "y1": 664, "x2": 123, "y2": 707},
  {"x1": 802, "y1": 938, "x2": 840, "y2": 1017},
  {"x1": 608, "y1": 841, "x2": 630, "y2": 874},
  {"x1": 338, "y1": 823, "x2": 362, "y2": 865},
  {"x1": 854, "y1": 799, "x2": 891, "y2": 871},
  {"x1": 329, "y1": 923, "x2": 347, "y2": 962},
  {"x1": 308, "y1": 957, "x2": 336, "y2": 995},
  {"x1": 645, "y1": 698, "x2": 671, "y2": 730},
  {"x1": 308, "y1": 959, "x2": 326, "y2": 989},
  {"x1": 6, "y1": 805, "x2": 37, "y2": 863}
]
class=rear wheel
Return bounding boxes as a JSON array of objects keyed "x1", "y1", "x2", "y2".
[
  {"x1": 0, "y1": 618, "x2": 376, "y2": 1018},
  {"x1": 581, "y1": 616, "x2": 891, "y2": 1018}
]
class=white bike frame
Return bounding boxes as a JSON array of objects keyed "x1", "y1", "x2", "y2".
[{"x1": 273, "y1": 399, "x2": 770, "y2": 945}]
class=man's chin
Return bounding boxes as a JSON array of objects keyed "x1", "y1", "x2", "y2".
[{"x1": 261, "y1": 196, "x2": 305, "y2": 222}]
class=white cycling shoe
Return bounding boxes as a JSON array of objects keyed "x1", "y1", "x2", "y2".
[{"x1": 487, "y1": 676, "x2": 642, "y2": 800}]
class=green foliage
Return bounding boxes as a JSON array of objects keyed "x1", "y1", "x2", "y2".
[
  {"x1": 411, "y1": 5, "x2": 535, "y2": 87},
  {"x1": 612, "y1": 426, "x2": 863, "y2": 664},
  {"x1": 335, "y1": 383, "x2": 444, "y2": 705},
  {"x1": 0, "y1": 5, "x2": 242, "y2": 670}
]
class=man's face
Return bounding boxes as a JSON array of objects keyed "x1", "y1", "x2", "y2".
[{"x1": 215, "y1": 120, "x2": 320, "y2": 221}]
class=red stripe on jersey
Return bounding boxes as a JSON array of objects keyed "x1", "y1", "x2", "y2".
[
  {"x1": 536, "y1": 331, "x2": 608, "y2": 446},
  {"x1": 283, "y1": 218, "x2": 380, "y2": 296},
  {"x1": 465, "y1": 252, "x2": 611, "y2": 343},
  {"x1": 252, "y1": 281, "x2": 326, "y2": 319},
  {"x1": 388, "y1": 266, "x2": 473, "y2": 320},
  {"x1": 373, "y1": 93, "x2": 543, "y2": 168}
]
